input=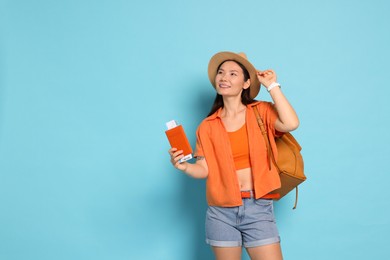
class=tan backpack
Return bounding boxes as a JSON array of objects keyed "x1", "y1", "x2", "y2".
[{"x1": 253, "y1": 106, "x2": 306, "y2": 209}]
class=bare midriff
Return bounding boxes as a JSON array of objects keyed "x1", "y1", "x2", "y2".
[{"x1": 236, "y1": 167, "x2": 253, "y2": 191}]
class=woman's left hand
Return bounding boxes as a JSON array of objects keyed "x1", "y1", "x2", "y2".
[{"x1": 256, "y1": 69, "x2": 277, "y2": 88}]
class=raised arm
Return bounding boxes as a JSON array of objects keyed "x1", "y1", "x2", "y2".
[{"x1": 257, "y1": 69, "x2": 299, "y2": 132}]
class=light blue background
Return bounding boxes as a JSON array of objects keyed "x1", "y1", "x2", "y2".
[{"x1": 1, "y1": 0, "x2": 389, "y2": 259}]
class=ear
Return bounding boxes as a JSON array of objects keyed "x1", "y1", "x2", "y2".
[{"x1": 243, "y1": 79, "x2": 251, "y2": 90}]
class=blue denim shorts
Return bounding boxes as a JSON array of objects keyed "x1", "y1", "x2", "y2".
[{"x1": 205, "y1": 195, "x2": 280, "y2": 248}]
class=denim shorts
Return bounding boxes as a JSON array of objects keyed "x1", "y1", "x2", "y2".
[{"x1": 205, "y1": 196, "x2": 280, "y2": 248}]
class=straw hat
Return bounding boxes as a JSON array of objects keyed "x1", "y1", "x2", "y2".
[{"x1": 208, "y1": 51, "x2": 261, "y2": 99}]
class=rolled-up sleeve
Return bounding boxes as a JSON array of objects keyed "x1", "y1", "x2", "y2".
[
  {"x1": 194, "y1": 128, "x2": 204, "y2": 158},
  {"x1": 265, "y1": 103, "x2": 284, "y2": 137}
]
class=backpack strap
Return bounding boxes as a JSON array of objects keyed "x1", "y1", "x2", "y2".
[
  {"x1": 253, "y1": 105, "x2": 299, "y2": 209},
  {"x1": 252, "y1": 105, "x2": 275, "y2": 171}
]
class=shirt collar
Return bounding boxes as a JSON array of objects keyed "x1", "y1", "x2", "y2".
[
  {"x1": 205, "y1": 107, "x2": 222, "y2": 121},
  {"x1": 205, "y1": 101, "x2": 262, "y2": 121}
]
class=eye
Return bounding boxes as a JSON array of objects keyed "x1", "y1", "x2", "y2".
[
  {"x1": 230, "y1": 73, "x2": 237, "y2": 76},
  {"x1": 217, "y1": 70, "x2": 223, "y2": 74}
]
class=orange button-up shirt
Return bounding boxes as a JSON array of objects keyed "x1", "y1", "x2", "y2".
[{"x1": 194, "y1": 101, "x2": 282, "y2": 207}]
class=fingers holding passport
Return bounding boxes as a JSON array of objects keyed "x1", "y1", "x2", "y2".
[{"x1": 168, "y1": 148, "x2": 186, "y2": 170}]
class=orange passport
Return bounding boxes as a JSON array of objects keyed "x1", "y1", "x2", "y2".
[{"x1": 165, "y1": 120, "x2": 193, "y2": 162}]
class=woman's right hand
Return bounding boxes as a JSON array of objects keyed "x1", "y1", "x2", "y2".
[{"x1": 168, "y1": 148, "x2": 188, "y2": 172}]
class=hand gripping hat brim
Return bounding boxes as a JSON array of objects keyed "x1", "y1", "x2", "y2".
[{"x1": 208, "y1": 51, "x2": 261, "y2": 99}]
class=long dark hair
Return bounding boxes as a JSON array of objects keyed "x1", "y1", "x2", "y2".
[{"x1": 207, "y1": 60, "x2": 256, "y2": 117}]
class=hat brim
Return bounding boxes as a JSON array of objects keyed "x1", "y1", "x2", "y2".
[{"x1": 208, "y1": 52, "x2": 261, "y2": 99}]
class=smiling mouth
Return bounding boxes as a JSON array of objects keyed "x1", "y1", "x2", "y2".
[{"x1": 218, "y1": 83, "x2": 230, "y2": 88}]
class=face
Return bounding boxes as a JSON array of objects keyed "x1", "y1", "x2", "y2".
[{"x1": 215, "y1": 61, "x2": 250, "y2": 97}]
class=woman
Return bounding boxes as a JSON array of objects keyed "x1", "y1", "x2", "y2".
[{"x1": 168, "y1": 51, "x2": 299, "y2": 260}]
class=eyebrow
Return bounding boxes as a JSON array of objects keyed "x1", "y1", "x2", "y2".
[{"x1": 218, "y1": 68, "x2": 239, "y2": 73}]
